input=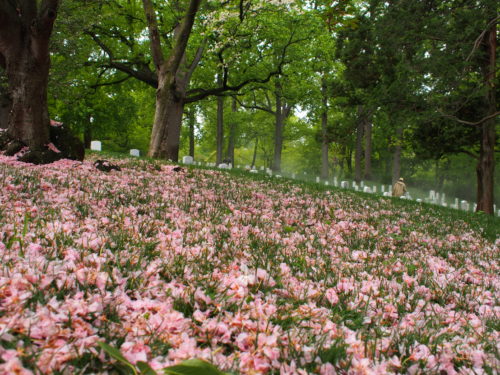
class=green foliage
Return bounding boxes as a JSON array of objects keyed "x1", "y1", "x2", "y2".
[{"x1": 98, "y1": 342, "x2": 229, "y2": 375}]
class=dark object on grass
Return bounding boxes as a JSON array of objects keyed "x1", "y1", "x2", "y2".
[
  {"x1": 94, "y1": 159, "x2": 121, "y2": 172},
  {"x1": 173, "y1": 166, "x2": 183, "y2": 172}
]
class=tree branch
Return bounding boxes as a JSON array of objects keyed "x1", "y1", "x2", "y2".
[
  {"x1": 164, "y1": 0, "x2": 202, "y2": 76},
  {"x1": 185, "y1": 31, "x2": 303, "y2": 103},
  {"x1": 466, "y1": 16, "x2": 500, "y2": 62},
  {"x1": 235, "y1": 96, "x2": 275, "y2": 115},
  {"x1": 440, "y1": 111, "x2": 500, "y2": 127},
  {"x1": 86, "y1": 31, "x2": 158, "y2": 88},
  {"x1": 90, "y1": 75, "x2": 132, "y2": 89},
  {"x1": 142, "y1": 0, "x2": 164, "y2": 71},
  {"x1": 459, "y1": 149, "x2": 479, "y2": 160}
]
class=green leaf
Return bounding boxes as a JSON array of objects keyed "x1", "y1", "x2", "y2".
[
  {"x1": 137, "y1": 361, "x2": 159, "y2": 375},
  {"x1": 98, "y1": 342, "x2": 137, "y2": 375},
  {"x1": 163, "y1": 359, "x2": 224, "y2": 375}
]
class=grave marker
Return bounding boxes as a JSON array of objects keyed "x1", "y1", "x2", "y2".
[
  {"x1": 182, "y1": 156, "x2": 193, "y2": 164},
  {"x1": 90, "y1": 140, "x2": 101, "y2": 151},
  {"x1": 130, "y1": 149, "x2": 140, "y2": 157}
]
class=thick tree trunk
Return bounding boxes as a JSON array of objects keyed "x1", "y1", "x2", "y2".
[
  {"x1": 226, "y1": 97, "x2": 237, "y2": 165},
  {"x1": 148, "y1": 73, "x2": 185, "y2": 161},
  {"x1": 354, "y1": 105, "x2": 364, "y2": 183},
  {"x1": 320, "y1": 79, "x2": 329, "y2": 180},
  {"x1": 476, "y1": 18, "x2": 496, "y2": 214},
  {"x1": 6, "y1": 47, "x2": 51, "y2": 149},
  {"x1": 0, "y1": 81, "x2": 9, "y2": 129},
  {"x1": 364, "y1": 120, "x2": 372, "y2": 180},
  {"x1": 392, "y1": 127, "x2": 403, "y2": 184}
]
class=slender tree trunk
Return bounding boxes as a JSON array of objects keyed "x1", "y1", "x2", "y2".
[
  {"x1": 251, "y1": 137, "x2": 259, "y2": 168},
  {"x1": 346, "y1": 147, "x2": 353, "y2": 175},
  {"x1": 476, "y1": 17, "x2": 496, "y2": 214},
  {"x1": 84, "y1": 115, "x2": 92, "y2": 149},
  {"x1": 188, "y1": 108, "x2": 195, "y2": 158},
  {"x1": 354, "y1": 105, "x2": 364, "y2": 183},
  {"x1": 226, "y1": 97, "x2": 237, "y2": 164},
  {"x1": 320, "y1": 78, "x2": 329, "y2": 180},
  {"x1": 364, "y1": 120, "x2": 372, "y2": 180},
  {"x1": 273, "y1": 83, "x2": 284, "y2": 173},
  {"x1": 392, "y1": 127, "x2": 403, "y2": 184},
  {"x1": 216, "y1": 78, "x2": 224, "y2": 164}
]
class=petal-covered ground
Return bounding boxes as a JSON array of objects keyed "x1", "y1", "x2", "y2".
[{"x1": 0, "y1": 155, "x2": 498, "y2": 375}]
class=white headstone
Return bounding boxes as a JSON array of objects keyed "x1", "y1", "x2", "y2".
[
  {"x1": 130, "y1": 149, "x2": 140, "y2": 157},
  {"x1": 354, "y1": 186, "x2": 359, "y2": 191},
  {"x1": 218, "y1": 163, "x2": 229, "y2": 169},
  {"x1": 460, "y1": 200, "x2": 469, "y2": 211},
  {"x1": 182, "y1": 155, "x2": 193, "y2": 164},
  {"x1": 473, "y1": 203, "x2": 477, "y2": 211},
  {"x1": 292, "y1": 173, "x2": 296, "y2": 179},
  {"x1": 324, "y1": 181, "x2": 329, "y2": 186},
  {"x1": 383, "y1": 192, "x2": 391, "y2": 197},
  {"x1": 416, "y1": 198, "x2": 423, "y2": 203},
  {"x1": 372, "y1": 186, "x2": 377, "y2": 193},
  {"x1": 341, "y1": 181, "x2": 349, "y2": 189},
  {"x1": 381, "y1": 185, "x2": 385, "y2": 193},
  {"x1": 250, "y1": 169, "x2": 258, "y2": 173},
  {"x1": 260, "y1": 166, "x2": 265, "y2": 171},
  {"x1": 90, "y1": 140, "x2": 101, "y2": 151},
  {"x1": 316, "y1": 176, "x2": 320, "y2": 183},
  {"x1": 429, "y1": 190, "x2": 436, "y2": 200},
  {"x1": 363, "y1": 186, "x2": 372, "y2": 193},
  {"x1": 333, "y1": 177, "x2": 338, "y2": 186},
  {"x1": 360, "y1": 181, "x2": 364, "y2": 188}
]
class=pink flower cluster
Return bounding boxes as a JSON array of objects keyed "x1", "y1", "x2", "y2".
[{"x1": 0, "y1": 155, "x2": 498, "y2": 374}]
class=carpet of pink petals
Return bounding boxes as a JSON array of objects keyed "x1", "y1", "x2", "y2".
[{"x1": 0, "y1": 155, "x2": 498, "y2": 375}]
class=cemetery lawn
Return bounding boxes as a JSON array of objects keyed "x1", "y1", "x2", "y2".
[{"x1": 0, "y1": 154, "x2": 498, "y2": 375}]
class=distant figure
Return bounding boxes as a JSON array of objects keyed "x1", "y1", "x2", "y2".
[{"x1": 392, "y1": 177, "x2": 407, "y2": 197}]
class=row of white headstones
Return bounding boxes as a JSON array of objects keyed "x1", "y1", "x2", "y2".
[{"x1": 89, "y1": 142, "x2": 500, "y2": 216}]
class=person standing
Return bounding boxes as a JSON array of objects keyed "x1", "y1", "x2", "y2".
[{"x1": 392, "y1": 177, "x2": 407, "y2": 197}]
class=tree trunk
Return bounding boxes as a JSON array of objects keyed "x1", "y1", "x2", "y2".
[
  {"x1": 273, "y1": 86, "x2": 284, "y2": 173},
  {"x1": 6, "y1": 48, "x2": 51, "y2": 150},
  {"x1": 346, "y1": 147, "x2": 353, "y2": 175},
  {"x1": 148, "y1": 72, "x2": 185, "y2": 161},
  {"x1": 475, "y1": 17, "x2": 496, "y2": 214},
  {"x1": 392, "y1": 127, "x2": 403, "y2": 184},
  {"x1": 216, "y1": 74, "x2": 224, "y2": 165},
  {"x1": 188, "y1": 108, "x2": 195, "y2": 158},
  {"x1": 364, "y1": 120, "x2": 372, "y2": 180},
  {"x1": 251, "y1": 137, "x2": 259, "y2": 169},
  {"x1": 143, "y1": 0, "x2": 201, "y2": 162},
  {"x1": 226, "y1": 97, "x2": 237, "y2": 165},
  {"x1": 354, "y1": 105, "x2": 364, "y2": 183},
  {"x1": 320, "y1": 78, "x2": 329, "y2": 180},
  {"x1": 0, "y1": 80, "x2": 9, "y2": 130}
]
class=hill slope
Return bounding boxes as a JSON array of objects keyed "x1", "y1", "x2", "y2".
[{"x1": 0, "y1": 155, "x2": 498, "y2": 374}]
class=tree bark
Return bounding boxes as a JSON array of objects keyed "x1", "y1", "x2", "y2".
[
  {"x1": 392, "y1": 126, "x2": 403, "y2": 184},
  {"x1": 272, "y1": 83, "x2": 284, "y2": 172},
  {"x1": 251, "y1": 137, "x2": 258, "y2": 169},
  {"x1": 144, "y1": 0, "x2": 202, "y2": 161},
  {"x1": 188, "y1": 108, "x2": 195, "y2": 158},
  {"x1": 1, "y1": 0, "x2": 61, "y2": 150},
  {"x1": 84, "y1": 115, "x2": 92, "y2": 149},
  {"x1": 364, "y1": 120, "x2": 373, "y2": 180},
  {"x1": 226, "y1": 97, "x2": 237, "y2": 164},
  {"x1": 0, "y1": 78, "x2": 9, "y2": 130},
  {"x1": 354, "y1": 105, "x2": 364, "y2": 183},
  {"x1": 476, "y1": 16, "x2": 496, "y2": 214},
  {"x1": 320, "y1": 78, "x2": 329, "y2": 180},
  {"x1": 216, "y1": 75, "x2": 224, "y2": 165}
]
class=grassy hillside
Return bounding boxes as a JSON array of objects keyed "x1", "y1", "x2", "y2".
[{"x1": 0, "y1": 154, "x2": 498, "y2": 374}]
